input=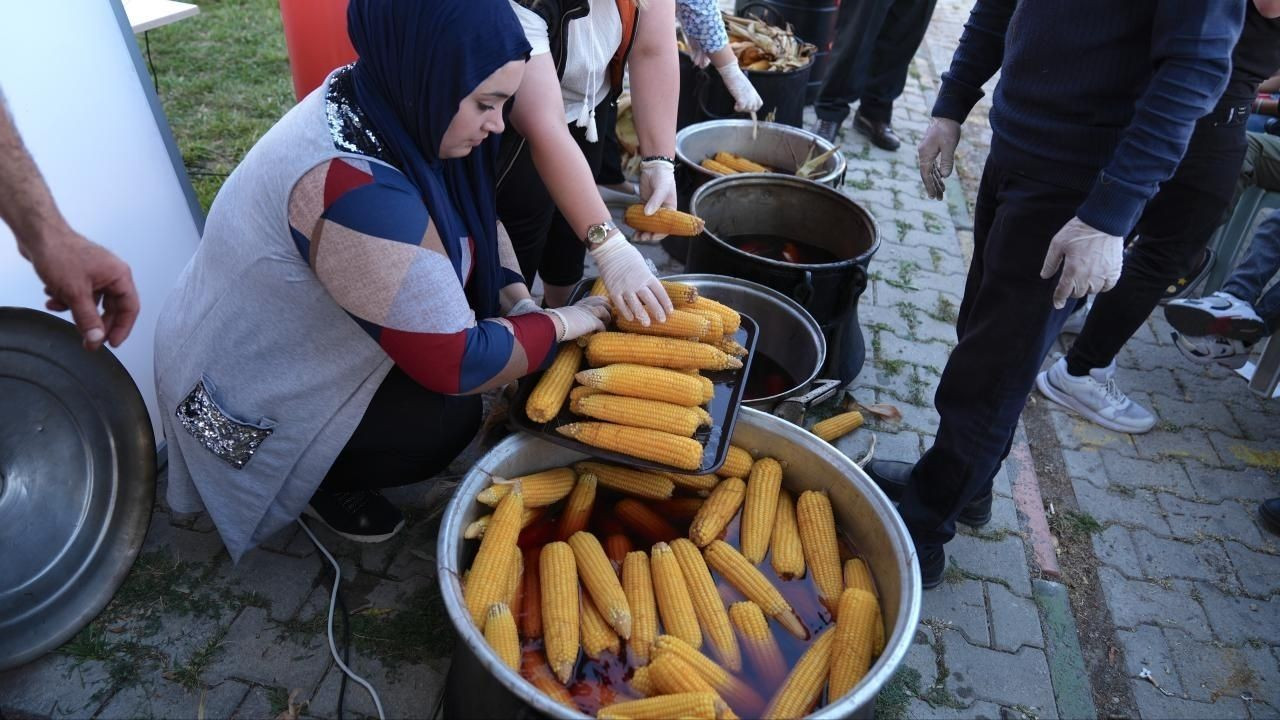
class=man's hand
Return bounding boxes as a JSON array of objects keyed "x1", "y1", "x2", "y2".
[
  {"x1": 1039, "y1": 217, "x2": 1123, "y2": 309},
  {"x1": 917, "y1": 118, "x2": 962, "y2": 200},
  {"x1": 24, "y1": 228, "x2": 139, "y2": 350}
]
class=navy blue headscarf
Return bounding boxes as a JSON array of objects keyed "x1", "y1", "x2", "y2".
[{"x1": 346, "y1": 0, "x2": 530, "y2": 319}]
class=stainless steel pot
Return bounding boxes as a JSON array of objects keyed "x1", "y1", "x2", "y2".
[
  {"x1": 438, "y1": 408, "x2": 922, "y2": 719},
  {"x1": 675, "y1": 119, "x2": 846, "y2": 188}
]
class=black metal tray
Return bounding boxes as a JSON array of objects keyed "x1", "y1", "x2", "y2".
[{"x1": 511, "y1": 283, "x2": 758, "y2": 475}]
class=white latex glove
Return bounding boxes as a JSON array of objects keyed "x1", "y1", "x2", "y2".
[
  {"x1": 686, "y1": 33, "x2": 710, "y2": 69},
  {"x1": 544, "y1": 295, "x2": 611, "y2": 342},
  {"x1": 917, "y1": 117, "x2": 962, "y2": 200},
  {"x1": 636, "y1": 159, "x2": 678, "y2": 244},
  {"x1": 1039, "y1": 217, "x2": 1123, "y2": 309},
  {"x1": 591, "y1": 232, "x2": 674, "y2": 325},
  {"x1": 716, "y1": 60, "x2": 763, "y2": 114}
]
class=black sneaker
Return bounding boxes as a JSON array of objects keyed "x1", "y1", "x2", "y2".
[
  {"x1": 1260, "y1": 497, "x2": 1280, "y2": 537},
  {"x1": 864, "y1": 459, "x2": 992, "y2": 527},
  {"x1": 304, "y1": 488, "x2": 405, "y2": 543},
  {"x1": 919, "y1": 544, "x2": 945, "y2": 589}
]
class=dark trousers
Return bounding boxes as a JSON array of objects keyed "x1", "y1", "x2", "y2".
[
  {"x1": 814, "y1": 0, "x2": 938, "y2": 126},
  {"x1": 319, "y1": 366, "x2": 482, "y2": 492},
  {"x1": 498, "y1": 99, "x2": 616, "y2": 288},
  {"x1": 898, "y1": 151, "x2": 1080, "y2": 548},
  {"x1": 1066, "y1": 114, "x2": 1250, "y2": 374}
]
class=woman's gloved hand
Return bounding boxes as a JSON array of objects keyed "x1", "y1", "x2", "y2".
[
  {"x1": 636, "y1": 159, "x2": 678, "y2": 244},
  {"x1": 544, "y1": 295, "x2": 611, "y2": 342},
  {"x1": 715, "y1": 60, "x2": 763, "y2": 114},
  {"x1": 1039, "y1": 217, "x2": 1123, "y2": 309},
  {"x1": 590, "y1": 232, "x2": 673, "y2": 326}
]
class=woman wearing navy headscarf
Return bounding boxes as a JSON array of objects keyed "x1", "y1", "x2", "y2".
[{"x1": 152, "y1": 0, "x2": 610, "y2": 560}]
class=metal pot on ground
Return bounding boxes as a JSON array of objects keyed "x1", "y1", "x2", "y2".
[{"x1": 438, "y1": 408, "x2": 923, "y2": 719}]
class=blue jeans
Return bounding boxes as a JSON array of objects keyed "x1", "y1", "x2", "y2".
[{"x1": 1222, "y1": 210, "x2": 1280, "y2": 335}]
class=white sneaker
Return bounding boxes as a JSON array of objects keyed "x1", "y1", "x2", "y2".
[
  {"x1": 1165, "y1": 291, "x2": 1267, "y2": 343},
  {"x1": 1060, "y1": 297, "x2": 1092, "y2": 335},
  {"x1": 1171, "y1": 331, "x2": 1251, "y2": 370},
  {"x1": 1035, "y1": 357, "x2": 1156, "y2": 433}
]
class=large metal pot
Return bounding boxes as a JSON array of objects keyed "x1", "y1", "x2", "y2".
[
  {"x1": 438, "y1": 408, "x2": 922, "y2": 719},
  {"x1": 676, "y1": 119, "x2": 846, "y2": 194}
]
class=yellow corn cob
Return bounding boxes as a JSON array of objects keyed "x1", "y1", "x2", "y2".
[
  {"x1": 657, "y1": 497, "x2": 706, "y2": 521},
  {"x1": 605, "y1": 533, "x2": 633, "y2": 571},
  {"x1": 598, "y1": 692, "x2": 723, "y2": 720},
  {"x1": 590, "y1": 277, "x2": 608, "y2": 297},
  {"x1": 763, "y1": 628, "x2": 837, "y2": 719},
  {"x1": 525, "y1": 344, "x2": 582, "y2": 423},
  {"x1": 703, "y1": 540, "x2": 807, "y2": 640},
  {"x1": 568, "y1": 531, "x2": 633, "y2": 639},
  {"x1": 648, "y1": 653, "x2": 736, "y2": 717},
  {"x1": 717, "y1": 445, "x2": 753, "y2": 478},
  {"x1": 559, "y1": 423, "x2": 704, "y2": 471},
  {"x1": 585, "y1": 333, "x2": 743, "y2": 371},
  {"x1": 556, "y1": 472, "x2": 597, "y2": 540},
  {"x1": 615, "y1": 308, "x2": 713, "y2": 341},
  {"x1": 575, "y1": 461, "x2": 675, "y2": 500},
  {"x1": 571, "y1": 393, "x2": 703, "y2": 437},
  {"x1": 844, "y1": 557, "x2": 884, "y2": 654},
  {"x1": 664, "y1": 472, "x2": 719, "y2": 496},
  {"x1": 685, "y1": 308, "x2": 726, "y2": 340},
  {"x1": 539, "y1": 541, "x2": 580, "y2": 683},
  {"x1": 713, "y1": 151, "x2": 770, "y2": 173},
  {"x1": 569, "y1": 385, "x2": 604, "y2": 403},
  {"x1": 521, "y1": 650, "x2": 577, "y2": 710},
  {"x1": 477, "y1": 467, "x2": 576, "y2": 507},
  {"x1": 728, "y1": 601, "x2": 788, "y2": 686},
  {"x1": 576, "y1": 364, "x2": 709, "y2": 406},
  {"x1": 701, "y1": 158, "x2": 738, "y2": 175},
  {"x1": 810, "y1": 410, "x2": 864, "y2": 443},
  {"x1": 696, "y1": 374, "x2": 715, "y2": 403},
  {"x1": 616, "y1": 499, "x2": 681, "y2": 544},
  {"x1": 484, "y1": 603, "x2": 520, "y2": 672},
  {"x1": 581, "y1": 591, "x2": 623, "y2": 659},
  {"x1": 828, "y1": 588, "x2": 879, "y2": 700},
  {"x1": 660, "y1": 280, "x2": 700, "y2": 307},
  {"x1": 689, "y1": 297, "x2": 741, "y2": 335},
  {"x1": 464, "y1": 487, "x2": 524, "y2": 630},
  {"x1": 624, "y1": 205, "x2": 707, "y2": 237},
  {"x1": 710, "y1": 338, "x2": 748, "y2": 357},
  {"x1": 671, "y1": 539, "x2": 742, "y2": 672},
  {"x1": 693, "y1": 406, "x2": 714, "y2": 427},
  {"x1": 797, "y1": 490, "x2": 843, "y2": 615},
  {"x1": 650, "y1": 635, "x2": 764, "y2": 711},
  {"x1": 770, "y1": 490, "x2": 805, "y2": 580},
  {"x1": 463, "y1": 507, "x2": 540, "y2": 540},
  {"x1": 504, "y1": 545, "x2": 524, "y2": 611},
  {"x1": 650, "y1": 542, "x2": 702, "y2": 649},
  {"x1": 629, "y1": 664, "x2": 655, "y2": 697},
  {"x1": 740, "y1": 458, "x2": 783, "y2": 564},
  {"x1": 520, "y1": 547, "x2": 542, "y2": 639},
  {"x1": 689, "y1": 477, "x2": 746, "y2": 546},
  {"x1": 622, "y1": 551, "x2": 659, "y2": 664}
]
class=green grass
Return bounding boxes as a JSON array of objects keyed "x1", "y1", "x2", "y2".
[{"x1": 874, "y1": 666, "x2": 922, "y2": 720}]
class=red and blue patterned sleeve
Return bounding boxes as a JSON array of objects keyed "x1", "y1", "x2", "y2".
[{"x1": 288, "y1": 157, "x2": 558, "y2": 395}]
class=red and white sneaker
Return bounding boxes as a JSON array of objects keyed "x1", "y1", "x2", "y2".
[{"x1": 1165, "y1": 291, "x2": 1267, "y2": 343}]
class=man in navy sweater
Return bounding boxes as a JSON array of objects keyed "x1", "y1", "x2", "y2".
[{"x1": 862, "y1": 0, "x2": 1245, "y2": 588}]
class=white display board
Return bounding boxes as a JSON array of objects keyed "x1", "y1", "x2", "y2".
[{"x1": 0, "y1": 1, "x2": 204, "y2": 438}]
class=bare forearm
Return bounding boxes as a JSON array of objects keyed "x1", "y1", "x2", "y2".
[
  {"x1": 528, "y1": 127, "x2": 612, "y2": 239},
  {"x1": 629, "y1": 4, "x2": 679, "y2": 158},
  {"x1": 0, "y1": 94, "x2": 67, "y2": 252}
]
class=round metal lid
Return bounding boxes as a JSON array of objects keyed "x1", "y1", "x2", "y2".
[{"x1": 0, "y1": 307, "x2": 155, "y2": 671}]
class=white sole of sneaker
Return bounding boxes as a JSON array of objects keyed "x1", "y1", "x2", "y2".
[
  {"x1": 1034, "y1": 371, "x2": 1155, "y2": 435},
  {"x1": 301, "y1": 506, "x2": 405, "y2": 544}
]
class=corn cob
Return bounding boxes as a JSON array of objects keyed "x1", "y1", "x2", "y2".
[
  {"x1": 540, "y1": 541, "x2": 580, "y2": 683},
  {"x1": 581, "y1": 591, "x2": 623, "y2": 659},
  {"x1": 810, "y1": 410, "x2": 864, "y2": 443},
  {"x1": 615, "y1": 308, "x2": 713, "y2": 341},
  {"x1": 671, "y1": 539, "x2": 742, "y2": 672},
  {"x1": 689, "y1": 477, "x2": 746, "y2": 546},
  {"x1": 740, "y1": 458, "x2": 783, "y2": 564},
  {"x1": 463, "y1": 507, "x2": 540, "y2": 540},
  {"x1": 575, "y1": 461, "x2": 676, "y2": 500},
  {"x1": 717, "y1": 445, "x2": 753, "y2": 478},
  {"x1": 559, "y1": 422, "x2": 704, "y2": 471},
  {"x1": 556, "y1": 472, "x2": 598, "y2": 540},
  {"x1": 728, "y1": 601, "x2": 788, "y2": 686},
  {"x1": 660, "y1": 280, "x2": 700, "y2": 306},
  {"x1": 744, "y1": 60, "x2": 771, "y2": 71},
  {"x1": 585, "y1": 333, "x2": 743, "y2": 371},
  {"x1": 616, "y1": 499, "x2": 681, "y2": 544},
  {"x1": 504, "y1": 545, "x2": 524, "y2": 611},
  {"x1": 710, "y1": 338, "x2": 748, "y2": 357},
  {"x1": 650, "y1": 635, "x2": 764, "y2": 711},
  {"x1": 598, "y1": 692, "x2": 723, "y2": 720},
  {"x1": 575, "y1": 364, "x2": 708, "y2": 406},
  {"x1": 571, "y1": 393, "x2": 704, "y2": 437},
  {"x1": 569, "y1": 385, "x2": 604, "y2": 403},
  {"x1": 844, "y1": 557, "x2": 884, "y2": 654},
  {"x1": 656, "y1": 497, "x2": 705, "y2": 521},
  {"x1": 623, "y1": 205, "x2": 706, "y2": 237},
  {"x1": 465, "y1": 487, "x2": 524, "y2": 629},
  {"x1": 520, "y1": 547, "x2": 542, "y2": 639},
  {"x1": 770, "y1": 490, "x2": 805, "y2": 580},
  {"x1": 685, "y1": 307, "x2": 726, "y2": 340},
  {"x1": 621, "y1": 551, "x2": 659, "y2": 664},
  {"x1": 521, "y1": 650, "x2": 577, "y2": 710},
  {"x1": 590, "y1": 277, "x2": 608, "y2": 297},
  {"x1": 762, "y1": 627, "x2": 836, "y2": 719},
  {"x1": 701, "y1": 158, "x2": 738, "y2": 175},
  {"x1": 525, "y1": 344, "x2": 583, "y2": 423},
  {"x1": 713, "y1": 151, "x2": 770, "y2": 174},
  {"x1": 690, "y1": 297, "x2": 741, "y2": 335},
  {"x1": 828, "y1": 588, "x2": 879, "y2": 700},
  {"x1": 704, "y1": 540, "x2": 807, "y2": 640},
  {"x1": 604, "y1": 533, "x2": 632, "y2": 571},
  {"x1": 484, "y1": 603, "x2": 520, "y2": 672},
  {"x1": 650, "y1": 542, "x2": 702, "y2": 649},
  {"x1": 695, "y1": 374, "x2": 715, "y2": 403},
  {"x1": 664, "y1": 472, "x2": 718, "y2": 496},
  {"x1": 693, "y1": 405, "x2": 714, "y2": 427},
  {"x1": 797, "y1": 490, "x2": 843, "y2": 615},
  {"x1": 568, "y1": 531, "x2": 633, "y2": 639},
  {"x1": 628, "y1": 664, "x2": 655, "y2": 697},
  {"x1": 647, "y1": 654, "x2": 737, "y2": 717},
  {"x1": 477, "y1": 467, "x2": 576, "y2": 507}
]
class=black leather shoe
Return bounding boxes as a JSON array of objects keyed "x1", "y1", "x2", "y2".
[
  {"x1": 864, "y1": 459, "x2": 992, "y2": 527},
  {"x1": 813, "y1": 118, "x2": 840, "y2": 144},
  {"x1": 852, "y1": 112, "x2": 901, "y2": 151},
  {"x1": 1261, "y1": 497, "x2": 1280, "y2": 537},
  {"x1": 919, "y1": 544, "x2": 945, "y2": 589},
  {"x1": 305, "y1": 488, "x2": 405, "y2": 543}
]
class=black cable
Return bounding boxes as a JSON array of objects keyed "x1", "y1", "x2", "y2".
[{"x1": 144, "y1": 31, "x2": 160, "y2": 95}]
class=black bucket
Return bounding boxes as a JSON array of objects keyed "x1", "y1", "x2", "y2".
[
  {"x1": 736, "y1": 0, "x2": 840, "y2": 105},
  {"x1": 693, "y1": 59, "x2": 811, "y2": 128}
]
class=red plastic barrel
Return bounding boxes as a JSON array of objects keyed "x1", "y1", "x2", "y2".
[{"x1": 279, "y1": 0, "x2": 358, "y2": 101}]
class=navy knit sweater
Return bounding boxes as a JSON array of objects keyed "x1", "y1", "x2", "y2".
[{"x1": 933, "y1": 0, "x2": 1244, "y2": 236}]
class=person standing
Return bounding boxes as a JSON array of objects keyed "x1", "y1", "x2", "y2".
[
  {"x1": 810, "y1": 0, "x2": 938, "y2": 150},
  {"x1": 863, "y1": 0, "x2": 1244, "y2": 587}
]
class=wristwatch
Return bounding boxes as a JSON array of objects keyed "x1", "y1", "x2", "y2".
[{"x1": 584, "y1": 220, "x2": 617, "y2": 251}]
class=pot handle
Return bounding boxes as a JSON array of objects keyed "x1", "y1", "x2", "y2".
[
  {"x1": 791, "y1": 269, "x2": 815, "y2": 306},
  {"x1": 772, "y1": 378, "x2": 844, "y2": 425}
]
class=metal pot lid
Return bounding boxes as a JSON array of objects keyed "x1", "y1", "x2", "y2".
[{"x1": 0, "y1": 307, "x2": 155, "y2": 671}]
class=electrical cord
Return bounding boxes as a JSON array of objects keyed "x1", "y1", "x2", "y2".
[{"x1": 298, "y1": 518, "x2": 386, "y2": 720}]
